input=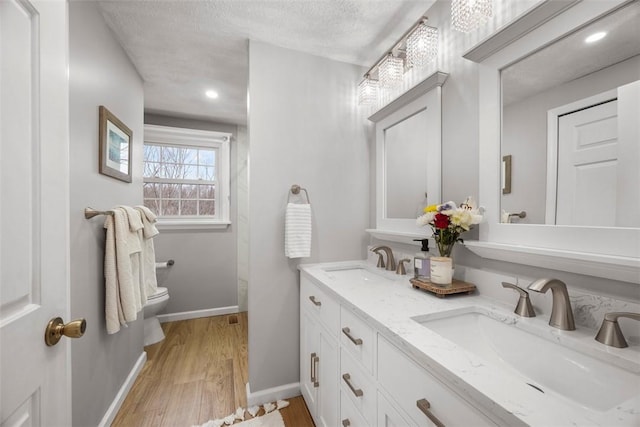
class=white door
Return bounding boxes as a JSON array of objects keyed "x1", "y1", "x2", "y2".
[
  {"x1": 556, "y1": 100, "x2": 618, "y2": 225},
  {"x1": 1, "y1": 0, "x2": 71, "y2": 426}
]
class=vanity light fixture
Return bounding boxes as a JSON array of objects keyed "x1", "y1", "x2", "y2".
[
  {"x1": 378, "y1": 53, "x2": 404, "y2": 88},
  {"x1": 357, "y1": 74, "x2": 379, "y2": 105},
  {"x1": 585, "y1": 31, "x2": 607, "y2": 43},
  {"x1": 356, "y1": 15, "x2": 440, "y2": 106},
  {"x1": 205, "y1": 89, "x2": 219, "y2": 99},
  {"x1": 406, "y1": 20, "x2": 439, "y2": 68},
  {"x1": 451, "y1": 0, "x2": 493, "y2": 33}
]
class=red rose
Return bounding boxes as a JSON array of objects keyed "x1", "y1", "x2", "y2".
[{"x1": 434, "y1": 213, "x2": 450, "y2": 229}]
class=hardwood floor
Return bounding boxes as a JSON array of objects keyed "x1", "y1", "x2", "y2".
[{"x1": 112, "y1": 313, "x2": 314, "y2": 427}]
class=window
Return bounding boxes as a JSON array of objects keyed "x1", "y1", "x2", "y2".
[{"x1": 143, "y1": 125, "x2": 231, "y2": 229}]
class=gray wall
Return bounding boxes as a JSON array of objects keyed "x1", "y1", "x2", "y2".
[
  {"x1": 144, "y1": 113, "x2": 241, "y2": 314},
  {"x1": 502, "y1": 55, "x2": 640, "y2": 223},
  {"x1": 69, "y1": 2, "x2": 144, "y2": 426},
  {"x1": 247, "y1": 41, "x2": 371, "y2": 393}
]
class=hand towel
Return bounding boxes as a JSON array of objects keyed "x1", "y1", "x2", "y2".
[
  {"x1": 103, "y1": 208, "x2": 144, "y2": 334},
  {"x1": 135, "y1": 206, "x2": 159, "y2": 297},
  {"x1": 284, "y1": 203, "x2": 312, "y2": 258},
  {"x1": 119, "y1": 206, "x2": 145, "y2": 306},
  {"x1": 104, "y1": 214, "x2": 125, "y2": 334},
  {"x1": 135, "y1": 205, "x2": 159, "y2": 239}
]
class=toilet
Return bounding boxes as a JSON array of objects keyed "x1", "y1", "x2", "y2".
[{"x1": 143, "y1": 287, "x2": 169, "y2": 346}]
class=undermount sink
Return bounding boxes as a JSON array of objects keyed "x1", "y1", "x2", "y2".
[
  {"x1": 323, "y1": 266, "x2": 393, "y2": 285},
  {"x1": 413, "y1": 307, "x2": 639, "y2": 412}
]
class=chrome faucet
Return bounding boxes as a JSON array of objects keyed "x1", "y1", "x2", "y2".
[
  {"x1": 527, "y1": 278, "x2": 575, "y2": 330},
  {"x1": 595, "y1": 312, "x2": 640, "y2": 348},
  {"x1": 502, "y1": 282, "x2": 535, "y2": 317},
  {"x1": 371, "y1": 246, "x2": 396, "y2": 271},
  {"x1": 396, "y1": 258, "x2": 411, "y2": 275}
]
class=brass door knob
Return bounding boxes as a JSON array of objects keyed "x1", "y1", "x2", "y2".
[{"x1": 45, "y1": 317, "x2": 87, "y2": 346}]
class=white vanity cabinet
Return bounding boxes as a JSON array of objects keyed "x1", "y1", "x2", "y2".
[
  {"x1": 300, "y1": 273, "x2": 499, "y2": 427},
  {"x1": 300, "y1": 277, "x2": 339, "y2": 427}
]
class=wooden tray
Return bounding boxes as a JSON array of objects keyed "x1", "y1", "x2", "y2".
[{"x1": 410, "y1": 278, "x2": 476, "y2": 298}]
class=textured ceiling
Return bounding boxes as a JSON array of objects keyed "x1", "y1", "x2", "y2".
[
  {"x1": 97, "y1": 0, "x2": 435, "y2": 125},
  {"x1": 502, "y1": 1, "x2": 640, "y2": 106}
]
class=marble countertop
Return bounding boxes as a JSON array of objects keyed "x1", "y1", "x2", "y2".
[{"x1": 299, "y1": 260, "x2": 640, "y2": 427}]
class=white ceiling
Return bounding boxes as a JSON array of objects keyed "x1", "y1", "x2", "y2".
[{"x1": 97, "y1": 0, "x2": 435, "y2": 125}]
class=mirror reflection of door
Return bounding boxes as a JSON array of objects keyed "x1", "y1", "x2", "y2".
[
  {"x1": 553, "y1": 81, "x2": 639, "y2": 227},
  {"x1": 556, "y1": 99, "x2": 618, "y2": 225}
]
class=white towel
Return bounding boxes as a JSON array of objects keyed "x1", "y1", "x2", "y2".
[
  {"x1": 104, "y1": 214, "x2": 125, "y2": 334},
  {"x1": 120, "y1": 205, "x2": 146, "y2": 304},
  {"x1": 135, "y1": 206, "x2": 159, "y2": 297},
  {"x1": 135, "y1": 205, "x2": 159, "y2": 239},
  {"x1": 103, "y1": 208, "x2": 145, "y2": 334},
  {"x1": 285, "y1": 203, "x2": 311, "y2": 258}
]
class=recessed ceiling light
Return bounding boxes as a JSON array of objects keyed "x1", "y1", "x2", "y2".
[
  {"x1": 205, "y1": 90, "x2": 219, "y2": 99},
  {"x1": 585, "y1": 31, "x2": 607, "y2": 44}
]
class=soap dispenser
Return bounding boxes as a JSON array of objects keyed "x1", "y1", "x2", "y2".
[{"x1": 413, "y1": 239, "x2": 431, "y2": 280}]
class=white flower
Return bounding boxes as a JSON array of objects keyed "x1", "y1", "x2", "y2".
[
  {"x1": 416, "y1": 212, "x2": 435, "y2": 226},
  {"x1": 450, "y1": 209, "x2": 473, "y2": 230}
]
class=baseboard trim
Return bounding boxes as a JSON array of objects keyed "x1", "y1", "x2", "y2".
[
  {"x1": 246, "y1": 382, "x2": 301, "y2": 406},
  {"x1": 98, "y1": 351, "x2": 147, "y2": 427},
  {"x1": 157, "y1": 305, "x2": 239, "y2": 323}
]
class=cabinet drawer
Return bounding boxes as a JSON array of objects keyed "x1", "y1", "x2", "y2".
[
  {"x1": 340, "y1": 389, "x2": 369, "y2": 427},
  {"x1": 340, "y1": 306, "x2": 374, "y2": 375},
  {"x1": 377, "y1": 335, "x2": 495, "y2": 427},
  {"x1": 340, "y1": 349, "x2": 376, "y2": 426},
  {"x1": 301, "y1": 277, "x2": 339, "y2": 336}
]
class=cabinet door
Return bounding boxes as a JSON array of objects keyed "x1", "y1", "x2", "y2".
[
  {"x1": 300, "y1": 309, "x2": 319, "y2": 411},
  {"x1": 317, "y1": 329, "x2": 339, "y2": 427},
  {"x1": 378, "y1": 391, "x2": 414, "y2": 427}
]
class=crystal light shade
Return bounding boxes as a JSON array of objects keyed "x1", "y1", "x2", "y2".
[
  {"x1": 451, "y1": 0, "x2": 492, "y2": 33},
  {"x1": 357, "y1": 77, "x2": 379, "y2": 105},
  {"x1": 406, "y1": 23, "x2": 439, "y2": 68},
  {"x1": 378, "y1": 54, "x2": 404, "y2": 88}
]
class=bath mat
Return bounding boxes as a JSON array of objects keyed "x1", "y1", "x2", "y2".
[
  {"x1": 196, "y1": 409, "x2": 284, "y2": 427},
  {"x1": 234, "y1": 411, "x2": 284, "y2": 427}
]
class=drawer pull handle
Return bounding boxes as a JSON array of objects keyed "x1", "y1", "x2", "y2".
[
  {"x1": 342, "y1": 327, "x2": 363, "y2": 345},
  {"x1": 342, "y1": 373, "x2": 363, "y2": 397},
  {"x1": 342, "y1": 419, "x2": 351, "y2": 427},
  {"x1": 309, "y1": 296, "x2": 322, "y2": 306},
  {"x1": 417, "y1": 398, "x2": 445, "y2": 427},
  {"x1": 311, "y1": 353, "x2": 319, "y2": 388}
]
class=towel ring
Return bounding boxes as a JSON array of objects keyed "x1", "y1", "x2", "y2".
[{"x1": 289, "y1": 184, "x2": 310, "y2": 204}]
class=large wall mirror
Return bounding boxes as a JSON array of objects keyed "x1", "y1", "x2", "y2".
[
  {"x1": 470, "y1": 0, "x2": 639, "y2": 283},
  {"x1": 368, "y1": 72, "x2": 447, "y2": 242},
  {"x1": 501, "y1": 1, "x2": 640, "y2": 226}
]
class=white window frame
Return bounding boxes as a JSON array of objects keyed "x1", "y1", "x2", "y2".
[{"x1": 143, "y1": 124, "x2": 231, "y2": 230}]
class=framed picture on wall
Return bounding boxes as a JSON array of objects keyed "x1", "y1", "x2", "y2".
[{"x1": 99, "y1": 105, "x2": 132, "y2": 183}]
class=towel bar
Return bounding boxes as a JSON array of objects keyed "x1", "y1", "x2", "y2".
[
  {"x1": 84, "y1": 207, "x2": 114, "y2": 219},
  {"x1": 289, "y1": 184, "x2": 310, "y2": 204}
]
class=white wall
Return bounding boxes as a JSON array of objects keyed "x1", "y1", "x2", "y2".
[
  {"x1": 69, "y1": 3, "x2": 144, "y2": 426},
  {"x1": 502, "y1": 55, "x2": 640, "y2": 223},
  {"x1": 143, "y1": 113, "x2": 241, "y2": 314},
  {"x1": 247, "y1": 41, "x2": 370, "y2": 394}
]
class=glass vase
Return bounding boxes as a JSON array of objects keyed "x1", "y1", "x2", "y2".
[{"x1": 434, "y1": 231, "x2": 457, "y2": 257}]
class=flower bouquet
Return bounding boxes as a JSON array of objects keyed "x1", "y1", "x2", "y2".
[{"x1": 416, "y1": 197, "x2": 483, "y2": 257}]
